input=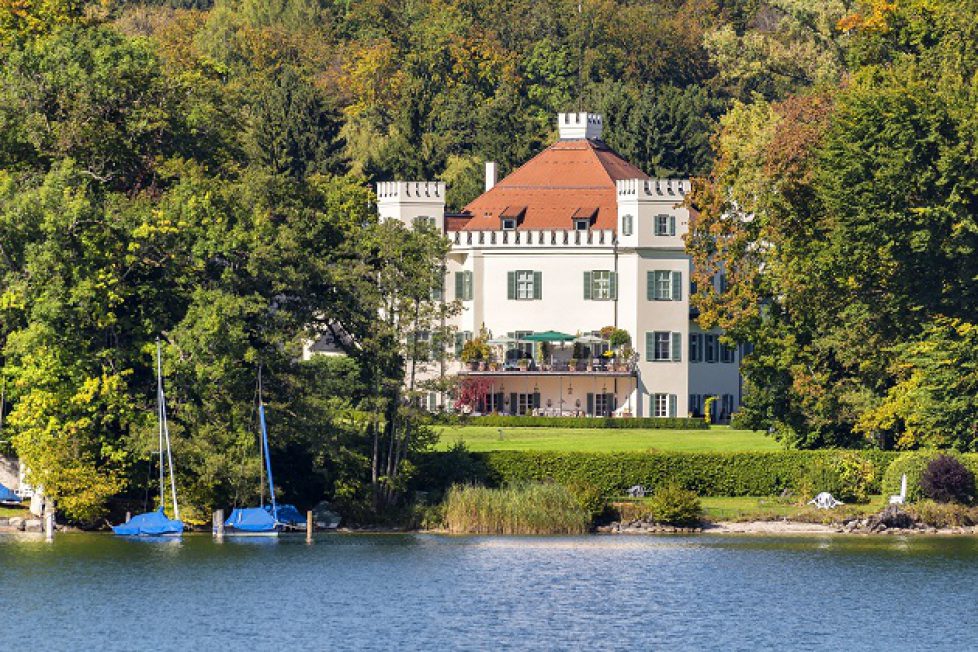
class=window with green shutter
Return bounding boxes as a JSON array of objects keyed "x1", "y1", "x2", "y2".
[
  {"x1": 654, "y1": 214, "x2": 677, "y2": 236},
  {"x1": 586, "y1": 270, "x2": 614, "y2": 300},
  {"x1": 671, "y1": 332, "x2": 682, "y2": 361},
  {"x1": 671, "y1": 271, "x2": 682, "y2": 301},
  {"x1": 510, "y1": 270, "x2": 541, "y2": 300},
  {"x1": 622, "y1": 214, "x2": 633, "y2": 236}
]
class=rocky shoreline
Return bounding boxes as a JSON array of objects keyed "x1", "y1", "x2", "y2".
[
  {"x1": 0, "y1": 516, "x2": 45, "y2": 533},
  {"x1": 597, "y1": 506, "x2": 978, "y2": 536}
]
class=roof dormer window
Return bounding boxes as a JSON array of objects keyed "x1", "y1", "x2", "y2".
[
  {"x1": 501, "y1": 218, "x2": 517, "y2": 231},
  {"x1": 573, "y1": 218, "x2": 590, "y2": 231}
]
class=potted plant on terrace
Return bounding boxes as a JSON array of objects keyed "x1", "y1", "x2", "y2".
[
  {"x1": 460, "y1": 337, "x2": 490, "y2": 371},
  {"x1": 518, "y1": 357, "x2": 530, "y2": 371}
]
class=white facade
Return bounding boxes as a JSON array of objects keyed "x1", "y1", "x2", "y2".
[{"x1": 377, "y1": 115, "x2": 742, "y2": 420}]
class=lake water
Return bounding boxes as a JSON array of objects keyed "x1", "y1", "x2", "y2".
[{"x1": 1, "y1": 532, "x2": 976, "y2": 651}]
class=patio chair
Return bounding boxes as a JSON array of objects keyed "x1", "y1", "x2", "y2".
[
  {"x1": 808, "y1": 492, "x2": 842, "y2": 509},
  {"x1": 888, "y1": 474, "x2": 907, "y2": 505}
]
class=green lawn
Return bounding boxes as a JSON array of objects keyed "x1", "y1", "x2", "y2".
[
  {"x1": 433, "y1": 425, "x2": 781, "y2": 453},
  {"x1": 0, "y1": 506, "x2": 27, "y2": 518}
]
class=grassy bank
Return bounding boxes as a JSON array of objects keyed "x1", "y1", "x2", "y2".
[
  {"x1": 441, "y1": 484, "x2": 590, "y2": 534},
  {"x1": 0, "y1": 507, "x2": 27, "y2": 518},
  {"x1": 434, "y1": 425, "x2": 779, "y2": 453}
]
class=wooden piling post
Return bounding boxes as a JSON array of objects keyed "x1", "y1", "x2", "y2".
[
  {"x1": 306, "y1": 510, "x2": 313, "y2": 543},
  {"x1": 214, "y1": 509, "x2": 225, "y2": 539},
  {"x1": 125, "y1": 511, "x2": 131, "y2": 523},
  {"x1": 44, "y1": 508, "x2": 54, "y2": 541}
]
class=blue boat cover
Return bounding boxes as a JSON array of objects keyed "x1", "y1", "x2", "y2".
[
  {"x1": 112, "y1": 508, "x2": 184, "y2": 536},
  {"x1": 268, "y1": 503, "x2": 305, "y2": 526},
  {"x1": 225, "y1": 507, "x2": 278, "y2": 532},
  {"x1": 0, "y1": 483, "x2": 21, "y2": 504}
]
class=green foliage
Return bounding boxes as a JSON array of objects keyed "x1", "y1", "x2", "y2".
[
  {"x1": 644, "y1": 483, "x2": 702, "y2": 526},
  {"x1": 446, "y1": 415, "x2": 708, "y2": 430},
  {"x1": 441, "y1": 483, "x2": 590, "y2": 535},
  {"x1": 906, "y1": 501, "x2": 978, "y2": 528},
  {"x1": 419, "y1": 450, "x2": 898, "y2": 499},
  {"x1": 796, "y1": 451, "x2": 876, "y2": 503},
  {"x1": 881, "y1": 451, "x2": 947, "y2": 503},
  {"x1": 921, "y1": 455, "x2": 975, "y2": 504}
]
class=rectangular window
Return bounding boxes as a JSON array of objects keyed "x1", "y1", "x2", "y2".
[
  {"x1": 574, "y1": 219, "x2": 590, "y2": 231},
  {"x1": 646, "y1": 331, "x2": 680, "y2": 362},
  {"x1": 455, "y1": 271, "x2": 473, "y2": 301},
  {"x1": 585, "y1": 270, "x2": 616, "y2": 301},
  {"x1": 647, "y1": 270, "x2": 683, "y2": 301},
  {"x1": 622, "y1": 214, "x2": 633, "y2": 236},
  {"x1": 717, "y1": 273, "x2": 728, "y2": 293},
  {"x1": 688, "y1": 394, "x2": 702, "y2": 418},
  {"x1": 720, "y1": 343, "x2": 735, "y2": 363},
  {"x1": 705, "y1": 334, "x2": 717, "y2": 363},
  {"x1": 689, "y1": 333, "x2": 702, "y2": 363},
  {"x1": 430, "y1": 280, "x2": 443, "y2": 301},
  {"x1": 454, "y1": 331, "x2": 472, "y2": 356},
  {"x1": 508, "y1": 270, "x2": 541, "y2": 300},
  {"x1": 655, "y1": 214, "x2": 676, "y2": 236},
  {"x1": 654, "y1": 331, "x2": 670, "y2": 361},
  {"x1": 502, "y1": 218, "x2": 516, "y2": 230},
  {"x1": 653, "y1": 393, "x2": 677, "y2": 418},
  {"x1": 413, "y1": 216, "x2": 435, "y2": 229}
]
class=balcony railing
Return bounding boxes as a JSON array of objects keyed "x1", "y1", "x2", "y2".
[{"x1": 459, "y1": 360, "x2": 636, "y2": 376}]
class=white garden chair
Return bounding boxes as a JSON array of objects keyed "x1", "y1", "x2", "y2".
[
  {"x1": 808, "y1": 492, "x2": 842, "y2": 509},
  {"x1": 889, "y1": 474, "x2": 907, "y2": 505}
]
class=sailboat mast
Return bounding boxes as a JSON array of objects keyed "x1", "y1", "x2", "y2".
[
  {"x1": 258, "y1": 368, "x2": 277, "y2": 516},
  {"x1": 159, "y1": 344, "x2": 180, "y2": 520},
  {"x1": 156, "y1": 339, "x2": 165, "y2": 510}
]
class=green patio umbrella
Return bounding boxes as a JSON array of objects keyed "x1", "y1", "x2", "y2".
[{"x1": 522, "y1": 331, "x2": 575, "y2": 342}]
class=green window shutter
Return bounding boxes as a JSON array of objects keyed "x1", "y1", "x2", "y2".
[
  {"x1": 533, "y1": 392, "x2": 541, "y2": 409},
  {"x1": 465, "y1": 271, "x2": 473, "y2": 300},
  {"x1": 583, "y1": 271, "x2": 592, "y2": 300},
  {"x1": 645, "y1": 332, "x2": 654, "y2": 362},
  {"x1": 507, "y1": 271, "x2": 515, "y2": 300},
  {"x1": 454, "y1": 332, "x2": 463, "y2": 355},
  {"x1": 669, "y1": 216, "x2": 676, "y2": 236},
  {"x1": 455, "y1": 272, "x2": 464, "y2": 300},
  {"x1": 671, "y1": 332, "x2": 682, "y2": 361},
  {"x1": 533, "y1": 271, "x2": 542, "y2": 299},
  {"x1": 668, "y1": 394, "x2": 677, "y2": 418},
  {"x1": 610, "y1": 272, "x2": 618, "y2": 300},
  {"x1": 509, "y1": 393, "x2": 517, "y2": 416},
  {"x1": 646, "y1": 271, "x2": 654, "y2": 301},
  {"x1": 672, "y1": 271, "x2": 682, "y2": 301},
  {"x1": 586, "y1": 392, "x2": 594, "y2": 416}
]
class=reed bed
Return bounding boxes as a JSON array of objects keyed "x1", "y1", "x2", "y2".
[{"x1": 442, "y1": 483, "x2": 590, "y2": 535}]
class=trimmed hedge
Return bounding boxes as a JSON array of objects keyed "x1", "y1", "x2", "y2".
[
  {"x1": 417, "y1": 449, "x2": 898, "y2": 498},
  {"x1": 431, "y1": 415, "x2": 708, "y2": 430}
]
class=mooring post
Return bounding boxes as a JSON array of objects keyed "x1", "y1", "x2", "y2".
[
  {"x1": 44, "y1": 508, "x2": 54, "y2": 542},
  {"x1": 214, "y1": 509, "x2": 225, "y2": 539},
  {"x1": 306, "y1": 510, "x2": 313, "y2": 543},
  {"x1": 125, "y1": 511, "x2": 131, "y2": 523}
]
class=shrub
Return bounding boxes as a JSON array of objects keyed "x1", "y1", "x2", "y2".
[
  {"x1": 921, "y1": 455, "x2": 975, "y2": 504},
  {"x1": 645, "y1": 484, "x2": 702, "y2": 526},
  {"x1": 441, "y1": 483, "x2": 590, "y2": 534},
  {"x1": 566, "y1": 481, "x2": 609, "y2": 519},
  {"x1": 797, "y1": 452, "x2": 876, "y2": 503},
  {"x1": 907, "y1": 501, "x2": 978, "y2": 528},
  {"x1": 882, "y1": 451, "x2": 946, "y2": 503}
]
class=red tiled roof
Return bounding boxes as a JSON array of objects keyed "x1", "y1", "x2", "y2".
[{"x1": 461, "y1": 140, "x2": 649, "y2": 231}]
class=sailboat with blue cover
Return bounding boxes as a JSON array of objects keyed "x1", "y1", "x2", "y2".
[
  {"x1": 223, "y1": 371, "x2": 282, "y2": 536},
  {"x1": 112, "y1": 340, "x2": 184, "y2": 537}
]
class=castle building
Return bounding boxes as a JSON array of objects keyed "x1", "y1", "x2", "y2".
[{"x1": 377, "y1": 113, "x2": 741, "y2": 420}]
